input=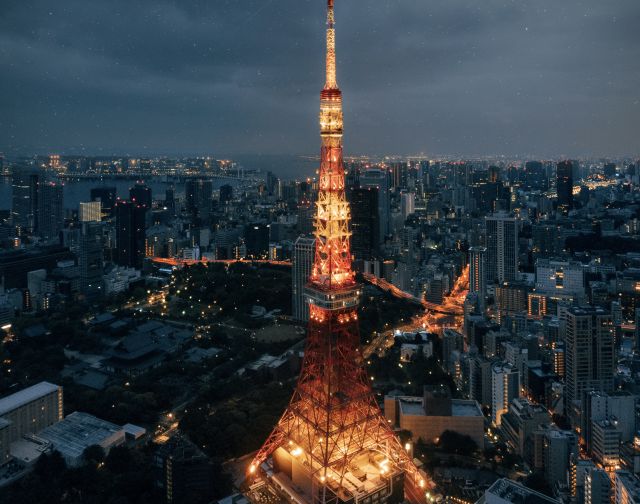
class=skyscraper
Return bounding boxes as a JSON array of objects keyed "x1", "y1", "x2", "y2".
[
  {"x1": 115, "y1": 200, "x2": 147, "y2": 269},
  {"x1": 485, "y1": 213, "x2": 519, "y2": 284},
  {"x1": 11, "y1": 168, "x2": 39, "y2": 234},
  {"x1": 491, "y1": 363, "x2": 520, "y2": 426},
  {"x1": 349, "y1": 187, "x2": 380, "y2": 261},
  {"x1": 79, "y1": 201, "x2": 102, "y2": 222},
  {"x1": 78, "y1": 221, "x2": 104, "y2": 299},
  {"x1": 469, "y1": 246, "x2": 487, "y2": 309},
  {"x1": 360, "y1": 167, "x2": 390, "y2": 243},
  {"x1": 90, "y1": 187, "x2": 117, "y2": 218},
  {"x1": 557, "y1": 160, "x2": 574, "y2": 215},
  {"x1": 129, "y1": 181, "x2": 152, "y2": 209},
  {"x1": 400, "y1": 191, "x2": 415, "y2": 221},
  {"x1": 185, "y1": 178, "x2": 213, "y2": 217},
  {"x1": 37, "y1": 181, "x2": 64, "y2": 242},
  {"x1": 564, "y1": 307, "x2": 614, "y2": 409},
  {"x1": 249, "y1": 3, "x2": 426, "y2": 502},
  {"x1": 292, "y1": 236, "x2": 315, "y2": 322}
]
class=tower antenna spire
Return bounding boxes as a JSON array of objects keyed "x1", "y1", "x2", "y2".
[{"x1": 325, "y1": 0, "x2": 337, "y2": 89}]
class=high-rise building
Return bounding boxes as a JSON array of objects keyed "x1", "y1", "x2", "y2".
[
  {"x1": 491, "y1": 363, "x2": 519, "y2": 426},
  {"x1": 154, "y1": 435, "x2": 215, "y2": 504},
  {"x1": 535, "y1": 259, "x2": 585, "y2": 296},
  {"x1": 79, "y1": 201, "x2": 102, "y2": 222},
  {"x1": 349, "y1": 187, "x2": 380, "y2": 261},
  {"x1": 11, "y1": 168, "x2": 39, "y2": 234},
  {"x1": 615, "y1": 470, "x2": 640, "y2": 504},
  {"x1": 129, "y1": 181, "x2": 152, "y2": 209},
  {"x1": 90, "y1": 187, "x2": 117, "y2": 218},
  {"x1": 400, "y1": 191, "x2": 415, "y2": 220},
  {"x1": 185, "y1": 178, "x2": 213, "y2": 217},
  {"x1": 115, "y1": 200, "x2": 147, "y2": 269},
  {"x1": 469, "y1": 246, "x2": 487, "y2": 308},
  {"x1": 37, "y1": 181, "x2": 64, "y2": 242},
  {"x1": 542, "y1": 429, "x2": 578, "y2": 487},
  {"x1": 164, "y1": 188, "x2": 176, "y2": 216},
  {"x1": 584, "y1": 468, "x2": 610, "y2": 504},
  {"x1": 292, "y1": 236, "x2": 315, "y2": 322},
  {"x1": 557, "y1": 161, "x2": 574, "y2": 215},
  {"x1": 485, "y1": 213, "x2": 519, "y2": 284},
  {"x1": 219, "y1": 184, "x2": 233, "y2": 204},
  {"x1": 249, "y1": 3, "x2": 425, "y2": 502},
  {"x1": 78, "y1": 221, "x2": 104, "y2": 299},
  {"x1": 360, "y1": 167, "x2": 390, "y2": 242},
  {"x1": 564, "y1": 307, "x2": 614, "y2": 409},
  {"x1": 244, "y1": 223, "x2": 270, "y2": 259}
]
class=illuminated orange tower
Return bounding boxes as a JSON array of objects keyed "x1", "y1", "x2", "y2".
[{"x1": 249, "y1": 2, "x2": 427, "y2": 504}]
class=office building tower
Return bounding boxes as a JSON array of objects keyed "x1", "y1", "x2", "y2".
[
  {"x1": 292, "y1": 236, "x2": 315, "y2": 322},
  {"x1": 582, "y1": 391, "x2": 636, "y2": 454},
  {"x1": 129, "y1": 181, "x2": 152, "y2": 209},
  {"x1": 79, "y1": 201, "x2": 101, "y2": 222},
  {"x1": 469, "y1": 246, "x2": 487, "y2": 308},
  {"x1": 485, "y1": 213, "x2": 519, "y2": 284},
  {"x1": 360, "y1": 167, "x2": 390, "y2": 241},
  {"x1": 615, "y1": 471, "x2": 640, "y2": 504},
  {"x1": 185, "y1": 178, "x2": 213, "y2": 217},
  {"x1": 219, "y1": 184, "x2": 233, "y2": 204},
  {"x1": 491, "y1": 363, "x2": 519, "y2": 426},
  {"x1": 115, "y1": 200, "x2": 147, "y2": 269},
  {"x1": 400, "y1": 191, "x2": 415, "y2": 220},
  {"x1": 37, "y1": 181, "x2": 64, "y2": 242},
  {"x1": 524, "y1": 161, "x2": 546, "y2": 190},
  {"x1": 164, "y1": 188, "x2": 176, "y2": 216},
  {"x1": 584, "y1": 468, "x2": 611, "y2": 504},
  {"x1": 542, "y1": 429, "x2": 578, "y2": 487},
  {"x1": 349, "y1": 187, "x2": 380, "y2": 261},
  {"x1": 557, "y1": 161, "x2": 574, "y2": 215},
  {"x1": 11, "y1": 168, "x2": 39, "y2": 234},
  {"x1": 535, "y1": 259, "x2": 585, "y2": 296},
  {"x1": 154, "y1": 435, "x2": 215, "y2": 504},
  {"x1": 78, "y1": 221, "x2": 104, "y2": 299},
  {"x1": 90, "y1": 187, "x2": 117, "y2": 218},
  {"x1": 244, "y1": 223, "x2": 269, "y2": 259},
  {"x1": 564, "y1": 307, "x2": 614, "y2": 409}
]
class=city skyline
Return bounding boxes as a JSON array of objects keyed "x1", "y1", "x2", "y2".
[{"x1": 1, "y1": 0, "x2": 639, "y2": 159}]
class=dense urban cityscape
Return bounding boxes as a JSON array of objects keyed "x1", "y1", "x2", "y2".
[{"x1": 1, "y1": 1, "x2": 640, "y2": 504}]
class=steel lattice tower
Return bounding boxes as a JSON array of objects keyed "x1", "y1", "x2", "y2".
[{"x1": 248, "y1": 2, "x2": 427, "y2": 504}]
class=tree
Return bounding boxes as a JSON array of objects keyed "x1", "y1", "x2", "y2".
[
  {"x1": 437, "y1": 430, "x2": 477, "y2": 456},
  {"x1": 83, "y1": 444, "x2": 105, "y2": 466}
]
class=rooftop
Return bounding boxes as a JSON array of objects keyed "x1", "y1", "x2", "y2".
[
  {"x1": 485, "y1": 478, "x2": 560, "y2": 504},
  {"x1": 38, "y1": 412, "x2": 124, "y2": 460},
  {"x1": 0, "y1": 382, "x2": 60, "y2": 417}
]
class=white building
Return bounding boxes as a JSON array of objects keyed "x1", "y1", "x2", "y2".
[
  {"x1": 491, "y1": 363, "x2": 519, "y2": 426},
  {"x1": 535, "y1": 259, "x2": 585, "y2": 296}
]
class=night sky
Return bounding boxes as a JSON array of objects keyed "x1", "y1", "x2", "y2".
[{"x1": 1, "y1": 0, "x2": 639, "y2": 158}]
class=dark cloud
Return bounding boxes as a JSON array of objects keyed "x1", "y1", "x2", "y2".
[{"x1": 0, "y1": 0, "x2": 638, "y2": 158}]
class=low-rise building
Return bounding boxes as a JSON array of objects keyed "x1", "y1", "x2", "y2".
[
  {"x1": 384, "y1": 387, "x2": 484, "y2": 448},
  {"x1": 0, "y1": 381, "x2": 63, "y2": 465},
  {"x1": 38, "y1": 411, "x2": 125, "y2": 467}
]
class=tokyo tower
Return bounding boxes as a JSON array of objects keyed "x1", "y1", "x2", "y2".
[{"x1": 247, "y1": 2, "x2": 428, "y2": 504}]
